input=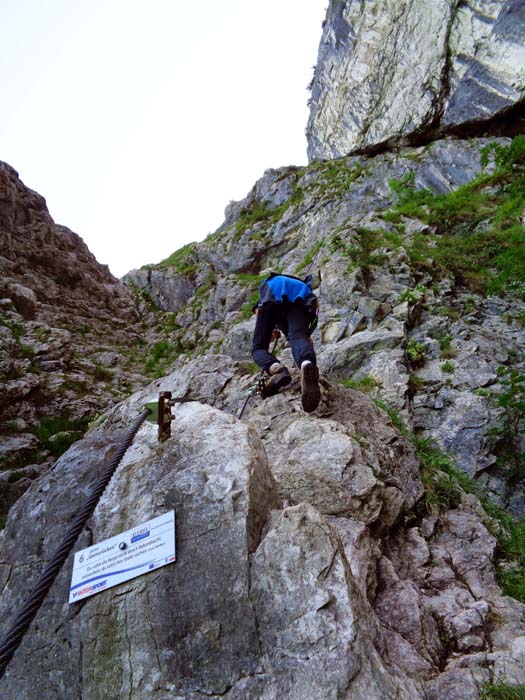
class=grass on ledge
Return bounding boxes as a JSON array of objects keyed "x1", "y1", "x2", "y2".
[{"x1": 373, "y1": 399, "x2": 525, "y2": 603}]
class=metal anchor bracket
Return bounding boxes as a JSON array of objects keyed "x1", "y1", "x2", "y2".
[{"x1": 144, "y1": 391, "x2": 176, "y2": 442}]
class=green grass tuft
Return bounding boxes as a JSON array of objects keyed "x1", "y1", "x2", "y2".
[{"x1": 481, "y1": 682, "x2": 525, "y2": 700}]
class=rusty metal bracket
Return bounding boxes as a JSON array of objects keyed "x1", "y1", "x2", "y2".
[
  {"x1": 158, "y1": 391, "x2": 175, "y2": 442},
  {"x1": 144, "y1": 392, "x2": 176, "y2": 442}
]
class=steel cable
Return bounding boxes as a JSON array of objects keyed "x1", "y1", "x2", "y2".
[
  {"x1": 0, "y1": 407, "x2": 151, "y2": 680},
  {"x1": 238, "y1": 337, "x2": 280, "y2": 419}
]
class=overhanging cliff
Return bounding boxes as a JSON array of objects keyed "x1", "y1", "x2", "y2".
[{"x1": 306, "y1": 0, "x2": 525, "y2": 160}]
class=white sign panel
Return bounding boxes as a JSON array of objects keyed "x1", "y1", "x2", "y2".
[{"x1": 69, "y1": 511, "x2": 176, "y2": 603}]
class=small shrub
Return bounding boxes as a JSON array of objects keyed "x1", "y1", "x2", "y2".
[
  {"x1": 438, "y1": 334, "x2": 457, "y2": 359},
  {"x1": 408, "y1": 374, "x2": 425, "y2": 392},
  {"x1": 406, "y1": 339, "x2": 426, "y2": 364},
  {"x1": 399, "y1": 285, "x2": 425, "y2": 304},
  {"x1": 349, "y1": 227, "x2": 388, "y2": 271},
  {"x1": 441, "y1": 361, "x2": 455, "y2": 373}
]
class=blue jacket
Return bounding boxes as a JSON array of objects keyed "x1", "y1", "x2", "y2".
[
  {"x1": 256, "y1": 273, "x2": 319, "y2": 333},
  {"x1": 257, "y1": 273, "x2": 315, "y2": 305}
]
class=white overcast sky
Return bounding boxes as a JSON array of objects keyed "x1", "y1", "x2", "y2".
[{"x1": 1, "y1": 1, "x2": 328, "y2": 277}]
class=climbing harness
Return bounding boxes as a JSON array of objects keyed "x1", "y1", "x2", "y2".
[
  {"x1": 238, "y1": 337, "x2": 280, "y2": 419},
  {"x1": 0, "y1": 390, "x2": 184, "y2": 680}
]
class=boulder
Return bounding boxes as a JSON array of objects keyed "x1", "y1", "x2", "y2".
[
  {"x1": 0, "y1": 402, "x2": 280, "y2": 698},
  {"x1": 7, "y1": 283, "x2": 37, "y2": 320}
]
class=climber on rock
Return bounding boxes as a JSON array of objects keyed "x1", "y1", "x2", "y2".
[{"x1": 251, "y1": 272, "x2": 321, "y2": 413}]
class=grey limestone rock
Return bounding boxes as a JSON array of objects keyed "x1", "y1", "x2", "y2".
[
  {"x1": 124, "y1": 267, "x2": 196, "y2": 313},
  {"x1": 0, "y1": 356, "x2": 523, "y2": 698},
  {"x1": 307, "y1": 0, "x2": 525, "y2": 159},
  {"x1": 249, "y1": 502, "x2": 423, "y2": 700},
  {"x1": 220, "y1": 318, "x2": 256, "y2": 361},
  {"x1": 0, "y1": 400, "x2": 280, "y2": 698},
  {"x1": 7, "y1": 282, "x2": 38, "y2": 320}
]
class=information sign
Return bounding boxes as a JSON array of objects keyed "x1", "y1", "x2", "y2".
[{"x1": 69, "y1": 511, "x2": 175, "y2": 603}]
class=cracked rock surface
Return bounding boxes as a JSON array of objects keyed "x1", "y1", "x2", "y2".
[
  {"x1": 1, "y1": 360, "x2": 523, "y2": 699},
  {"x1": 306, "y1": 0, "x2": 525, "y2": 159}
]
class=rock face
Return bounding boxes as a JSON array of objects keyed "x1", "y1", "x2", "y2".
[
  {"x1": 1, "y1": 2, "x2": 525, "y2": 696},
  {"x1": 0, "y1": 162, "x2": 157, "y2": 521},
  {"x1": 306, "y1": 0, "x2": 525, "y2": 160},
  {"x1": 1, "y1": 359, "x2": 523, "y2": 699},
  {"x1": 124, "y1": 135, "x2": 525, "y2": 513}
]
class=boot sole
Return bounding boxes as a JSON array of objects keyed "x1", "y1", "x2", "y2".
[{"x1": 301, "y1": 364, "x2": 320, "y2": 412}]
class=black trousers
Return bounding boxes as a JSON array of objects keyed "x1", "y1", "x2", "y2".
[{"x1": 252, "y1": 302, "x2": 316, "y2": 372}]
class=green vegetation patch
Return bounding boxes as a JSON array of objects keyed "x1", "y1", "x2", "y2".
[
  {"x1": 387, "y1": 136, "x2": 525, "y2": 298},
  {"x1": 310, "y1": 158, "x2": 366, "y2": 198},
  {"x1": 399, "y1": 285, "x2": 426, "y2": 305},
  {"x1": 481, "y1": 682, "x2": 525, "y2": 699},
  {"x1": 406, "y1": 338, "x2": 426, "y2": 364},
  {"x1": 240, "y1": 289, "x2": 260, "y2": 321},
  {"x1": 296, "y1": 240, "x2": 324, "y2": 273},
  {"x1": 329, "y1": 226, "x2": 389, "y2": 278},
  {"x1": 235, "y1": 198, "x2": 291, "y2": 239},
  {"x1": 0, "y1": 316, "x2": 26, "y2": 341},
  {"x1": 339, "y1": 375, "x2": 382, "y2": 393},
  {"x1": 152, "y1": 242, "x2": 199, "y2": 275},
  {"x1": 438, "y1": 334, "x2": 457, "y2": 359},
  {"x1": 418, "y1": 437, "x2": 525, "y2": 602},
  {"x1": 144, "y1": 340, "x2": 179, "y2": 377},
  {"x1": 34, "y1": 415, "x2": 90, "y2": 458},
  {"x1": 491, "y1": 366, "x2": 525, "y2": 484}
]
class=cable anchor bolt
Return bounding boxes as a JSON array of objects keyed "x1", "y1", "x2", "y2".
[{"x1": 144, "y1": 391, "x2": 176, "y2": 442}]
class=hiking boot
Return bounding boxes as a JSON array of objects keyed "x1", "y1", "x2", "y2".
[
  {"x1": 301, "y1": 362, "x2": 320, "y2": 412},
  {"x1": 261, "y1": 365, "x2": 291, "y2": 398}
]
